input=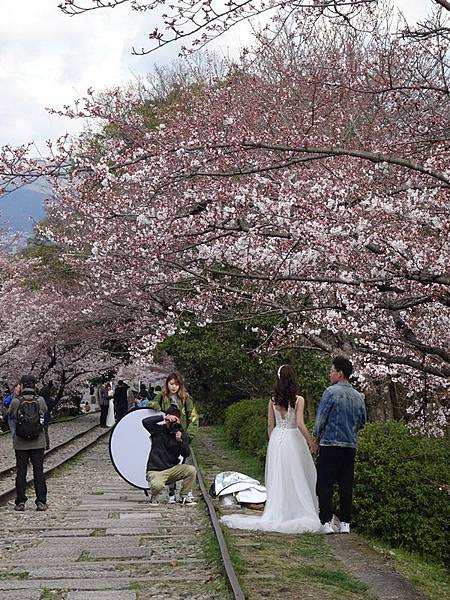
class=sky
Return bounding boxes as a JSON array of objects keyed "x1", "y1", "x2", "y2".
[{"x1": 0, "y1": 0, "x2": 433, "y2": 153}]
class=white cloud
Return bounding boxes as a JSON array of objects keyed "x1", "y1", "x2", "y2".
[
  {"x1": 0, "y1": 0, "x2": 436, "y2": 151},
  {"x1": 0, "y1": 0, "x2": 178, "y2": 151}
]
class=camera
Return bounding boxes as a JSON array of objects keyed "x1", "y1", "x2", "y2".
[{"x1": 169, "y1": 422, "x2": 183, "y2": 435}]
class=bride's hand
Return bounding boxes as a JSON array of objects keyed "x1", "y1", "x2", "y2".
[{"x1": 309, "y1": 440, "x2": 319, "y2": 454}]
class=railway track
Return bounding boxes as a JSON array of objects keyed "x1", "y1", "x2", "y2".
[
  {"x1": 0, "y1": 423, "x2": 110, "y2": 504},
  {"x1": 0, "y1": 422, "x2": 247, "y2": 600}
]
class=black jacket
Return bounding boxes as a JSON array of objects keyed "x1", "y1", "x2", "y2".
[
  {"x1": 142, "y1": 415, "x2": 190, "y2": 471},
  {"x1": 114, "y1": 384, "x2": 128, "y2": 405}
]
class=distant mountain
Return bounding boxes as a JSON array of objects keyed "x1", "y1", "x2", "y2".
[{"x1": 0, "y1": 186, "x2": 48, "y2": 235}]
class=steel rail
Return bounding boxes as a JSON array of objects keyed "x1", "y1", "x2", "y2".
[
  {"x1": 0, "y1": 422, "x2": 101, "y2": 479},
  {"x1": 0, "y1": 426, "x2": 110, "y2": 505},
  {"x1": 0, "y1": 412, "x2": 93, "y2": 437},
  {"x1": 191, "y1": 449, "x2": 246, "y2": 600}
]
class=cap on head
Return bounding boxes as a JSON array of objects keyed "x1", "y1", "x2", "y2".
[{"x1": 166, "y1": 405, "x2": 181, "y2": 419}]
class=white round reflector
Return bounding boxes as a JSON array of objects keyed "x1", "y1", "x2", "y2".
[{"x1": 109, "y1": 408, "x2": 164, "y2": 489}]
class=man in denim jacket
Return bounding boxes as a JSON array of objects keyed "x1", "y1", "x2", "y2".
[{"x1": 313, "y1": 357, "x2": 366, "y2": 535}]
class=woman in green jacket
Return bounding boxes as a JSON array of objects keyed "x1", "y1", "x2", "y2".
[
  {"x1": 149, "y1": 371, "x2": 199, "y2": 503},
  {"x1": 150, "y1": 371, "x2": 199, "y2": 442}
]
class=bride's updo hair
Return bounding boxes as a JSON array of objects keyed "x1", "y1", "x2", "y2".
[{"x1": 273, "y1": 364, "x2": 297, "y2": 410}]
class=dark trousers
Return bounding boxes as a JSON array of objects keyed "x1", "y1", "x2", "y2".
[
  {"x1": 15, "y1": 448, "x2": 47, "y2": 505},
  {"x1": 316, "y1": 445, "x2": 356, "y2": 524},
  {"x1": 114, "y1": 400, "x2": 128, "y2": 422},
  {"x1": 99, "y1": 404, "x2": 109, "y2": 426}
]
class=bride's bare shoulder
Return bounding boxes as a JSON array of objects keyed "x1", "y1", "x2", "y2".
[{"x1": 295, "y1": 395, "x2": 305, "y2": 406}]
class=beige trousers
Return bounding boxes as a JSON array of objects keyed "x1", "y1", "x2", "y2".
[{"x1": 146, "y1": 464, "x2": 196, "y2": 498}]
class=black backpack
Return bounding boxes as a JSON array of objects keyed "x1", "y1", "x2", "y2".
[{"x1": 16, "y1": 397, "x2": 43, "y2": 439}]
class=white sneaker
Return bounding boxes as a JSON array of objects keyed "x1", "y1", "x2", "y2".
[
  {"x1": 321, "y1": 521, "x2": 334, "y2": 535},
  {"x1": 340, "y1": 522, "x2": 350, "y2": 534},
  {"x1": 168, "y1": 494, "x2": 177, "y2": 504},
  {"x1": 180, "y1": 495, "x2": 197, "y2": 506}
]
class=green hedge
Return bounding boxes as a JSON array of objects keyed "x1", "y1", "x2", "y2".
[
  {"x1": 353, "y1": 421, "x2": 449, "y2": 564},
  {"x1": 224, "y1": 398, "x2": 268, "y2": 467},
  {"x1": 223, "y1": 400, "x2": 450, "y2": 564}
]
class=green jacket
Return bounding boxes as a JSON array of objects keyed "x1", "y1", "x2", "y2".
[{"x1": 149, "y1": 392, "x2": 199, "y2": 441}]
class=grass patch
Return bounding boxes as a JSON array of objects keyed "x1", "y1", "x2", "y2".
[
  {"x1": 40, "y1": 589, "x2": 64, "y2": 600},
  {"x1": 78, "y1": 550, "x2": 91, "y2": 561},
  {"x1": 128, "y1": 582, "x2": 144, "y2": 590},
  {"x1": 294, "y1": 564, "x2": 369, "y2": 594},
  {"x1": 199, "y1": 512, "x2": 233, "y2": 598},
  {"x1": 0, "y1": 571, "x2": 29, "y2": 579},
  {"x1": 294, "y1": 532, "x2": 333, "y2": 561},
  {"x1": 89, "y1": 528, "x2": 106, "y2": 536},
  {"x1": 367, "y1": 538, "x2": 450, "y2": 600}
]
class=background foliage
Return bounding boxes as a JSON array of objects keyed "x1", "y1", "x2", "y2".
[{"x1": 160, "y1": 320, "x2": 328, "y2": 422}]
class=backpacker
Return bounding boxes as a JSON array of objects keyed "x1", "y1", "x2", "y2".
[{"x1": 15, "y1": 397, "x2": 42, "y2": 439}]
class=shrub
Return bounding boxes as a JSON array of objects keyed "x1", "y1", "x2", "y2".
[
  {"x1": 224, "y1": 398, "x2": 268, "y2": 467},
  {"x1": 353, "y1": 422, "x2": 449, "y2": 564}
]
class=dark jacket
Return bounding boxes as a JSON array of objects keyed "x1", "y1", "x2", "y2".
[
  {"x1": 114, "y1": 384, "x2": 128, "y2": 405},
  {"x1": 8, "y1": 389, "x2": 47, "y2": 450},
  {"x1": 142, "y1": 415, "x2": 190, "y2": 471}
]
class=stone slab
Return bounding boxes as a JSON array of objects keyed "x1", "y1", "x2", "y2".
[
  {"x1": 25, "y1": 566, "x2": 131, "y2": 578},
  {"x1": 17, "y1": 547, "x2": 82, "y2": 560},
  {"x1": 0, "y1": 591, "x2": 41, "y2": 600},
  {"x1": 68, "y1": 592, "x2": 137, "y2": 600},
  {"x1": 105, "y1": 527, "x2": 159, "y2": 535},
  {"x1": 41, "y1": 529, "x2": 95, "y2": 537},
  {"x1": 88, "y1": 546, "x2": 153, "y2": 559},
  {"x1": 0, "y1": 578, "x2": 134, "y2": 591}
]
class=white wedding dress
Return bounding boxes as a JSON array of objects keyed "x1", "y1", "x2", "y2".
[
  {"x1": 106, "y1": 397, "x2": 115, "y2": 427},
  {"x1": 221, "y1": 403, "x2": 322, "y2": 533}
]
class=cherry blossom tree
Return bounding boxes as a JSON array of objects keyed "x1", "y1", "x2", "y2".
[
  {"x1": 59, "y1": 0, "x2": 377, "y2": 54},
  {"x1": 1, "y1": 2, "x2": 448, "y2": 432}
]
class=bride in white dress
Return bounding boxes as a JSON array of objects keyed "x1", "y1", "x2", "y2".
[{"x1": 221, "y1": 365, "x2": 322, "y2": 534}]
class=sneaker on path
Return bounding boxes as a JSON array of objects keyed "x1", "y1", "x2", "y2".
[
  {"x1": 168, "y1": 493, "x2": 177, "y2": 504},
  {"x1": 321, "y1": 521, "x2": 334, "y2": 535},
  {"x1": 36, "y1": 502, "x2": 48, "y2": 511},
  {"x1": 180, "y1": 495, "x2": 197, "y2": 506},
  {"x1": 340, "y1": 521, "x2": 351, "y2": 534},
  {"x1": 14, "y1": 503, "x2": 25, "y2": 512},
  {"x1": 149, "y1": 495, "x2": 159, "y2": 505}
]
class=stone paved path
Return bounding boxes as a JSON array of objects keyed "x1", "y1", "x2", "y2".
[{"x1": 0, "y1": 436, "x2": 229, "y2": 600}]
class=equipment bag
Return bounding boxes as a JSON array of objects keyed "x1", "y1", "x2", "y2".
[{"x1": 15, "y1": 398, "x2": 42, "y2": 439}]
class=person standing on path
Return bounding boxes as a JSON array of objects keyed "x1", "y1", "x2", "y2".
[
  {"x1": 221, "y1": 364, "x2": 321, "y2": 533},
  {"x1": 97, "y1": 383, "x2": 109, "y2": 427},
  {"x1": 313, "y1": 356, "x2": 366, "y2": 534},
  {"x1": 113, "y1": 380, "x2": 129, "y2": 423},
  {"x1": 8, "y1": 374, "x2": 48, "y2": 512}
]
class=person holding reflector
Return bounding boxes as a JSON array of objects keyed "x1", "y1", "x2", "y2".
[{"x1": 142, "y1": 406, "x2": 197, "y2": 505}]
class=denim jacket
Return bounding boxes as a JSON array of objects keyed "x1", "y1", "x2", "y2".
[{"x1": 313, "y1": 381, "x2": 366, "y2": 448}]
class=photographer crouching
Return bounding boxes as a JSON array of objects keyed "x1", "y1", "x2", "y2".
[{"x1": 142, "y1": 406, "x2": 197, "y2": 505}]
